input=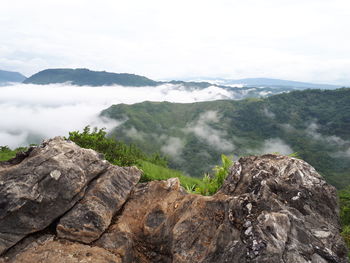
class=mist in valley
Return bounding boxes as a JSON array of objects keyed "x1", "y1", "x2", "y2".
[{"x1": 0, "y1": 83, "x2": 233, "y2": 148}]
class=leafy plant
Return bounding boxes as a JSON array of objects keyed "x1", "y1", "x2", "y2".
[
  {"x1": 139, "y1": 160, "x2": 203, "y2": 188},
  {"x1": 195, "y1": 154, "x2": 233, "y2": 196},
  {"x1": 288, "y1": 152, "x2": 301, "y2": 159},
  {"x1": 184, "y1": 184, "x2": 197, "y2": 194}
]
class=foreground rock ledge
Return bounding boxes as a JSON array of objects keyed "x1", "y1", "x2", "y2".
[
  {"x1": 0, "y1": 137, "x2": 141, "y2": 255},
  {"x1": 0, "y1": 140, "x2": 347, "y2": 262}
]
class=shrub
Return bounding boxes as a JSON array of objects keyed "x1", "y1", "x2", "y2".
[{"x1": 67, "y1": 126, "x2": 167, "y2": 167}]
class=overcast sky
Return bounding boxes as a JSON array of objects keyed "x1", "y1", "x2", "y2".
[{"x1": 1, "y1": 0, "x2": 350, "y2": 84}]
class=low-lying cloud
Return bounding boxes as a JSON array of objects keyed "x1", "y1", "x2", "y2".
[
  {"x1": 259, "y1": 138, "x2": 293, "y2": 155},
  {"x1": 0, "y1": 83, "x2": 234, "y2": 148},
  {"x1": 306, "y1": 122, "x2": 348, "y2": 146},
  {"x1": 185, "y1": 111, "x2": 235, "y2": 152},
  {"x1": 281, "y1": 121, "x2": 350, "y2": 159},
  {"x1": 160, "y1": 136, "x2": 185, "y2": 162},
  {"x1": 245, "y1": 137, "x2": 294, "y2": 156},
  {"x1": 124, "y1": 126, "x2": 146, "y2": 141},
  {"x1": 262, "y1": 107, "x2": 275, "y2": 119}
]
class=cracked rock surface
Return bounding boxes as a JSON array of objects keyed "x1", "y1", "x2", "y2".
[
  {"x1": 0, "y1": 140, "x2": 347, "y2": 263},
  {"x1": 0, "y1": 137, "x2": 140, "y2": 257}
]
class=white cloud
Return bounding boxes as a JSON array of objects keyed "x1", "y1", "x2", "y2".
[
  {"x1": 245, "y1": 137, "x2": 293, "y2": 155},
  {"x1": 0, "y1": 83, "x2": 234, "y2": 148},
  {"x1": 160, "y1": 137, "x2": 185, "y2": 162},
  {"x1": 185, "y1": 111, "x2": 235, "y2": 152},
  {"x1": 333, "y1": 147, "x2": 350, "y2": 159},
  {"x1": 263, "y1": 108, "x2": 275, "y2": 119},
  {"x1": 260, "y1": 138, "x2": 294, "y2": 155},
  {"x1": 305, "y1": 121, "x2": 350, "y2": 159},
  {"x1": 124, "y1": 126, "x2": 145, "y2": 141},
  {"x1": 306, "y1": 122, "x2": 348, "y2": 146},
  {"x1": 345, "y1": 148, "x2": 350, "y2": 158},
  {"x1": 280, "y1": 123, "x2": 296, "y2": 133}
]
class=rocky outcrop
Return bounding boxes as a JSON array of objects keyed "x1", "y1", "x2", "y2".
[
  {"x1": 0, "y1": 235, "x2": 122, "y2": 263},
  {"x1": 0, "y1": 140, "x2": 347, "y2": 263},
  {"x1": 218, "y1": 154, "x2": 344, "y2": 262},
  {"x1": 95, "y1": 155, "x2": 347, "y2": 263},
  {"x1": 0, "y1": 137, "x2": 141, "y2": 256},
  {"x1": 56, "y1": 165, "x2": 141, "y2": 243}
]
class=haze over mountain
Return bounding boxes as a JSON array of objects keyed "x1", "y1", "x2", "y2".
[
  {"x1": 26, "y1": 68, "x2": 343, "y2": 89},
  {"x1": 0, "y1": 69, "x2": 26, "y2": 84},
  {"x1": 101, "y1": 88, "x2": 350, "y2": 189},
  {"x1": 188, "y1": 77, "x2": 342, "y2": 90},
  {"x1": 23, "y1": 68, "x2": 346, "y2": 100}
]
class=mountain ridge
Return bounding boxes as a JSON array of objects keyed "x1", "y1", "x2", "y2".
[
  {"x1": 23, "y1": 68, "x2": 158, "y2": 87},
  {"x1": 0, "y1": 69, "x2": 26, "y2": 83},
  {"x1": 182, "y1": 77, "x2": 342, "y2": 89},
  {"x1": 23, "y1": 68, "x2": 344, "y2": 91}
]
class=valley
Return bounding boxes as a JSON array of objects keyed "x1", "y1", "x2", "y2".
[{"x1": 102, "y1": 88, "x2": 350, "y2": 189}]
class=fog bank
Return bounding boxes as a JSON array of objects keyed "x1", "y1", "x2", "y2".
[{"x1": 0, "y1": 83, "x2": 233, "y2": 148}]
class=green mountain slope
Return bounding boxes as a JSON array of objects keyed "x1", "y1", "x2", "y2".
[
  {"x1": 23, "y1": 68, "x2": 159, "y2": 87},
  {"x1": 101, "y1": 88, "x2": 350, "y2": 188}
]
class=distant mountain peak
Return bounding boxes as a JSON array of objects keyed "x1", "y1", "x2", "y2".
[
  {"x1": 180, "y1": 77, "x2": 341, "y2": 90},
  {"x1": 0, "y1": 69, "x2": 26, "y2": 83},
  {"x1": 22, "y1": 68, "x2": 344, "y2": 96},
  {"x1": 24, "y1": 68, "x2": 159, "y2": 87}
]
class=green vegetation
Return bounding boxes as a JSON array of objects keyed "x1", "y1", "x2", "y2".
[
  {"x1": 195, "y1": 154, "x2": 233, "y2": 195},
  {"x1": 340, "y1": 187, "x2": 350, "y2": 227},
  {"x1": 0, "y1": 127, "x2": 232, "y2": 197},
  {"x1": 0, "y1": 146, "x2": 26, "y2": 161},
  {"x1": 339, "y1": 187, "x2": 350, "y2": 259},
  {"x1": 102, "y1": 88, "x2": 350, "y2": 189},
  {"x1": 66, "y1": 127, "x2": 208, "y2": 190},
  {"x1": 67, "y1": 126, "x2": 230, "y2": 195},
  {"x1": 138, "y1": 160, "x2": 203, "y2": 187},
  {"x1": 341, "y1": 226, "x2": 350, "y2": 260},
  {"x1": 67, "y1": 126, "x2": 167, "y2": 167}
]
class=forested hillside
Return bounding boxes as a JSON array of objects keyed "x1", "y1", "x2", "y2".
[
  {"x1": 102, "y1": 88, "x2": 350, "y2": 188},
  {"x1": 23, "y1": 68, "x2": 159, "y2": 86}
]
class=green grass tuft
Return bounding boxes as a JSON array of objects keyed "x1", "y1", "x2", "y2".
[{"x1": 138, "y1": 160, "x2": 204, "y2": 189}]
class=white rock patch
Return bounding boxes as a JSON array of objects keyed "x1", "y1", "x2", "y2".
[{"x1": 50, "y1": 170, "x2": 61, "y2": 180}]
